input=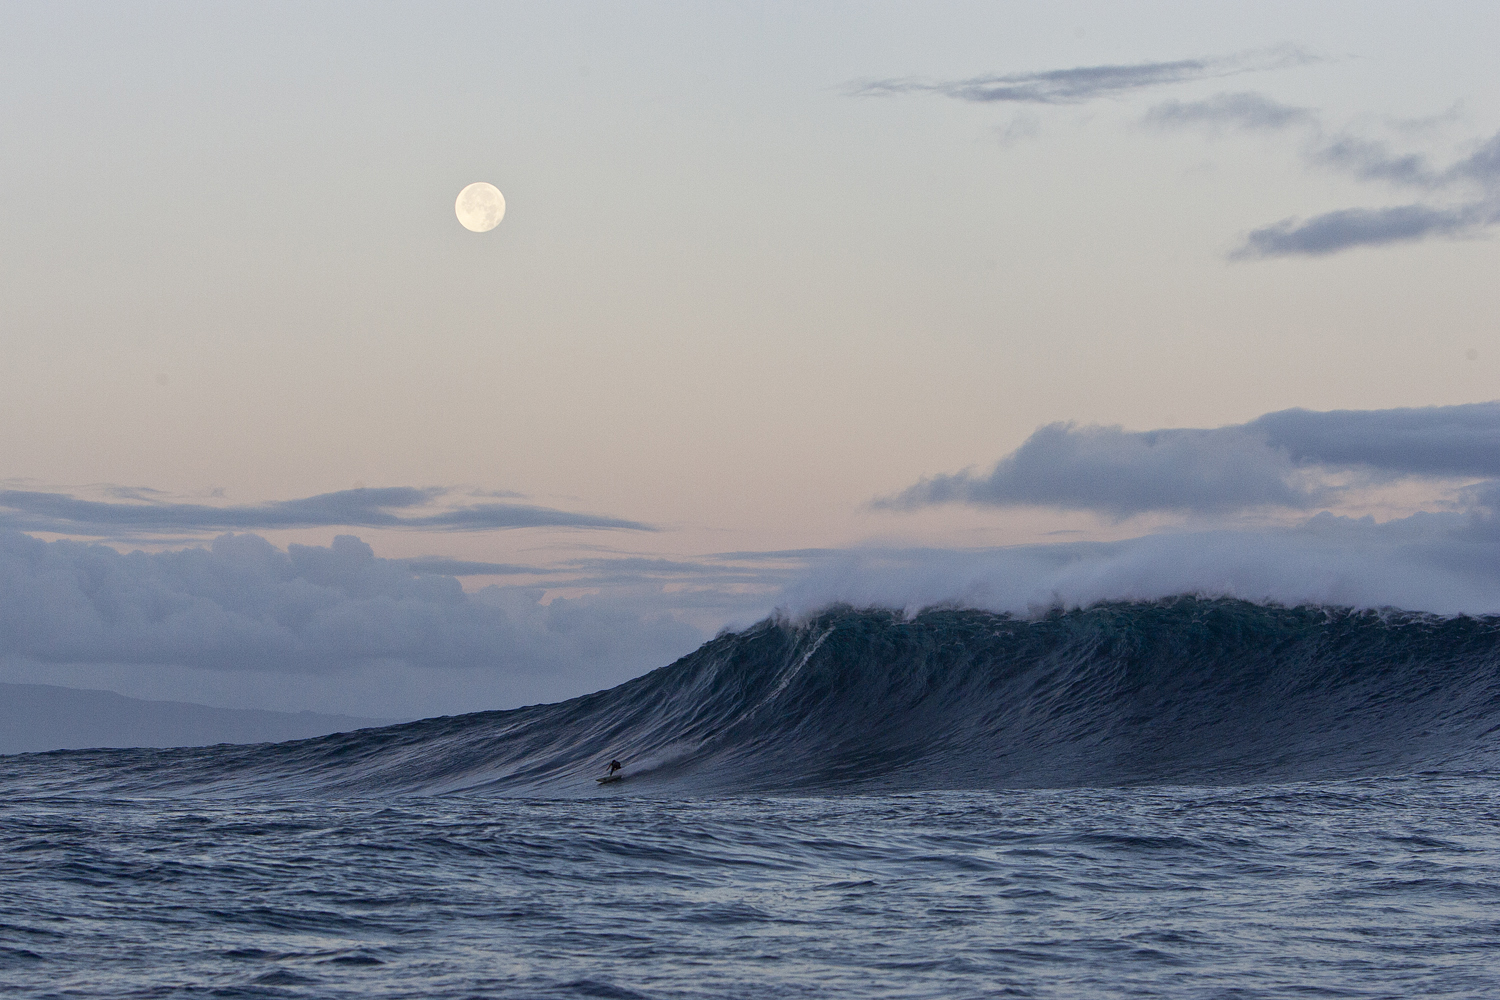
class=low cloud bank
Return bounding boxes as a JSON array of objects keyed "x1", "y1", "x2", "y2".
[
  {"x1": 0, "y1": 532, "x2": 703, "y2": 718},
  {"x1": 880, "y1": 402, "x2": 1500, "y2": 517}
]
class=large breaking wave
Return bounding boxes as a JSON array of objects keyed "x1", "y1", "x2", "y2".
[{"x1": 5, "y1": 598, "x2": 1499, "y2": 797}]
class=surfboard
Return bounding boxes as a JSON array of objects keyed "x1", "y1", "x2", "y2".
[{"x1": 596, "y1": 774, "x2": 623, "y2": 784}]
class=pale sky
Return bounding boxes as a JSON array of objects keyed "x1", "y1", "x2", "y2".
[{"x1": 2, "y1": 2, "x2": 1497, "y2": 718}]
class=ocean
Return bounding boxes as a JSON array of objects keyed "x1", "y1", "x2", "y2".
[{"x1": 3, "y1": 598, "x2": 1498, "y2": 997}]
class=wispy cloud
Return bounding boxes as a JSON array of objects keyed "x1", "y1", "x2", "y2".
[
  {"x1": 0, "y1": 486, "x2": 654, "y2": 537},
  {"x1": 851, "y1": 48, "x2": 1312, "y2": 105},
  {"x1": 1312, "y1": 135, "x2": 1442, "y2": 187},
  {"x1": 1232, "y1": 203, "x2": 1486, "y2": 258},
  {"x1": 396, "y1": 557, "x2": 547, "y2": 576},
  {"x1": 1154, "y1": 97, "x2": 1500, "y2": 190},
  {"x1": 877, "y1": 402, "x2": 1500, "y2": 518},
  {"x1": 856, "y1": 42, "x2": 1499, "y2": 259},
  {"x1": 1305, "y1": 129, "x2": 1500, "y2": 191},
  {"x1": 1143, "y1": 92, "x2": 1314, "y2": 132},
  {"x1": 1145, "y1": 91, "x2": 1500, "y2": 257}
]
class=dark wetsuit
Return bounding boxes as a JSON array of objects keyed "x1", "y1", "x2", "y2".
[{"x1": 608, "y1": 760, "x2": 623, "y2": 775}]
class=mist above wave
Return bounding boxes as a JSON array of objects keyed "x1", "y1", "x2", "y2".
[{"x1": 776, "y1": 511, "x2": 1500, "y2": 621}]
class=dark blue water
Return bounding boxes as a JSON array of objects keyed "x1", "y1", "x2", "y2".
[{"x1": 3, "y1": 600, "x2": 1499, "y2": 996}]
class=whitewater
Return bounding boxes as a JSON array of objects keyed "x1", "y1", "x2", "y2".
[{"x1": 3, "y1": 598, "x2": 1499, "y2": 997}]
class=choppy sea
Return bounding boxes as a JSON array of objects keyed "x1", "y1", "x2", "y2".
[{"x1": 3, "y1": 600, "x2": 1499, "y2": 997}]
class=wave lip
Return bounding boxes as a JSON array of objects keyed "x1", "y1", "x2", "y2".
[{"x1": 6, "y1": 598, "x2": 1499, "y2": 797}]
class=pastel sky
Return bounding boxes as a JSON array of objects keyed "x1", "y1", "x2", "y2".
[{"x1": 3, "y1": 2, "x2": 1497, "y2": 719}]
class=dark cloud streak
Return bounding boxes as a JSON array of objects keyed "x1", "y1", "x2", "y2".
[
  {"x1": 1232, "y1": 203, "x2": 1483, "y2": 258},
  {"x1": 852, "y1": 49, "x2": 1311, "y2": 106},
  {"x1": 0, "y1": 487, "x2": 654, "y2": 536}
]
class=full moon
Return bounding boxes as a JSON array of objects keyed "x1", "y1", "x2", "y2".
[{"x1": 455, "y1": 182, "x2": 505, "y2": 232}]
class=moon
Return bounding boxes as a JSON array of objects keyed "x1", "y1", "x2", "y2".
[{"x1": 455, "y1": 182, "x2": 505, "y2": 232}]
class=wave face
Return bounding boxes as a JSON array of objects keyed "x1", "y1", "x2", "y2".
[{"x1": 7, "y1": 598, "x2": 1500, "y2": 797}]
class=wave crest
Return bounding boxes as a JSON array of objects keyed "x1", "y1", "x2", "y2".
[{"x1": 8, "y1": 598, "x2": 1499, "y2": 797}]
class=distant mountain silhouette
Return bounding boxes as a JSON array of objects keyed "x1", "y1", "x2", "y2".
[{"x1": 0, "y1": 683, "x2": 396, "y2": 755}]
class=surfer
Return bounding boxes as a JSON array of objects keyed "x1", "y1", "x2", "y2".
[{"x1": 608, "y1": 759, "x2": 623, "y2": 777}]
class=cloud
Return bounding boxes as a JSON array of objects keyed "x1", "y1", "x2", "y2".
[
  {"x1": 858, "y1": 41, "x2": 1500, "y2": 259},
  {"x1": 1249, "y1": 402, "x2": 1500, "y2": 477},
  {"x1": 1145, "y1": 91, "x2": 1500, "y2": 257},
  {"x1": 1232, "y1": 128, "x2": 1500, "y2": 256},
  {"x1": 1464, "y1": 479, "x2": 1500, "y2": 508},
  {"x1": 1147, "y1": 96, "x2": 1461, "y2": 186},
  {"x1": 395, "y1": 557, "x2": 545, "y2": 576},
  {"x1": 1451, "y1": 133, "x2": 1500, "y2": 186},
  {"x1": 1154, "y1": 97, "x2": 1500, "y2": 192},
  {"x1": 0, "y1": 486, "x2": 654, "y2": 537},
  {"x1": 877, "y1": 423, "x2": 1319, "y2": 516},
  {"x1": 0, "y1": 526, "x2": 834, "y2": 719},
  {"x1": 6, "y1": 466, "x2": 1499, "y2": 723},
  {"x1": 851, "y1": 48, "x2": 1311, "y2": 105},
  {"x1": 878, "y1": 402, "x2": 1500, "y2": 517},
  {"x1": 1307, "y1": 130, "x2": 1500, "y2": 191},
  {"x1": 1312, "y1": 136, "x2": 1441, "y2": 187},
  {"x1": 1143, "y1": 92, "x2": 1314, "y2": 131},
  {"x1": 1229, "y1": 129, "x2": 1500, "y2": 256},
  {"x1": 861, "y1": 33, "x2": 1500, "y2": 261},
  {"x1": 548, "y1": 555, "x2": 787, "y2": 589},
  {"x1": 1231, "y1": 203, "x2": 1485, "y2": 257},
  {"x1": 0, "y1": 531, "x2": 704, "y2": 718},
  {"x1": 711, "y1": 548, "x2": 846, "y2": 561}
]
